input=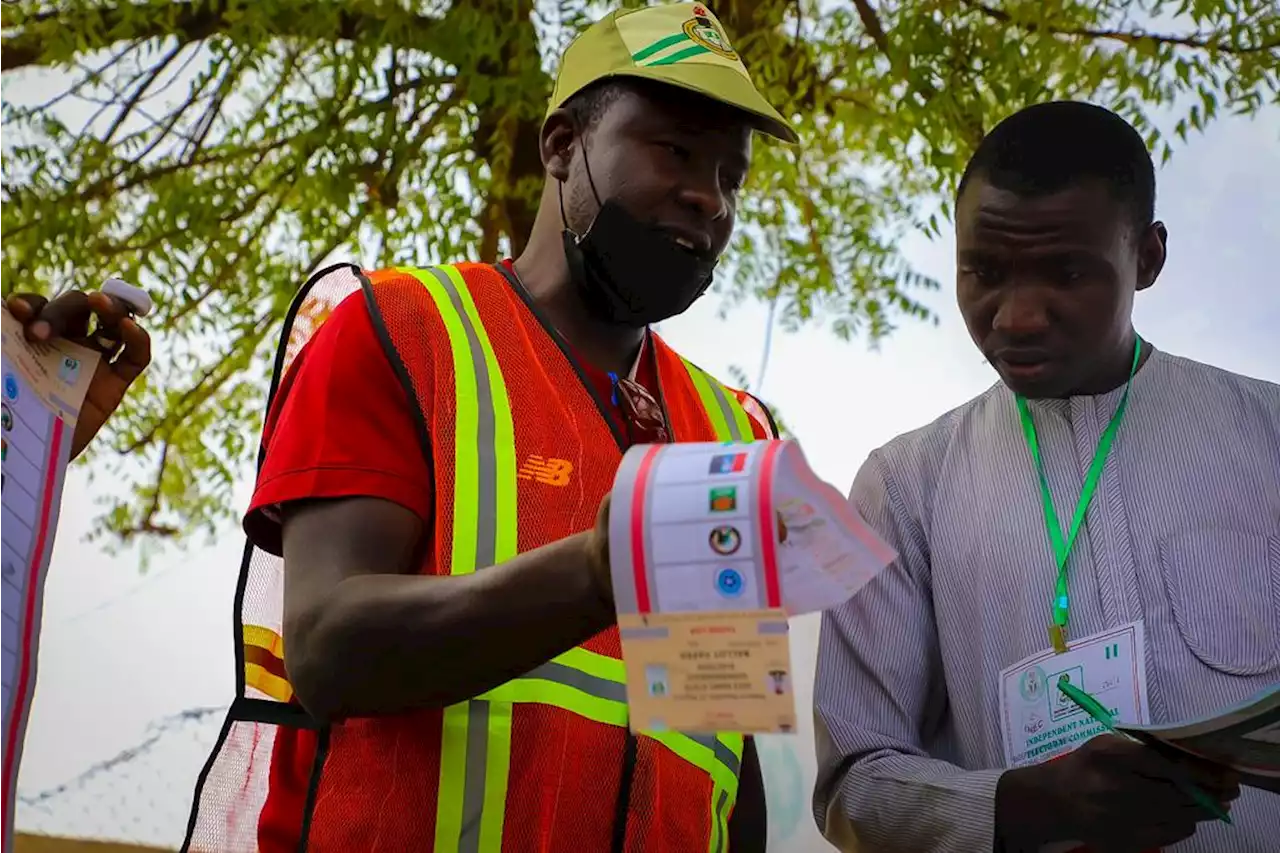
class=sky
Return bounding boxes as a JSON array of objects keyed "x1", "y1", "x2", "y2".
[{"x1": 9, "y1": 82, "x2": 1280, "y2": 853}]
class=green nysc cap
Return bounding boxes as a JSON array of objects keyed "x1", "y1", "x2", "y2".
[{"x1": 547, "y1": 2, "x2": 798, "y2": 144}]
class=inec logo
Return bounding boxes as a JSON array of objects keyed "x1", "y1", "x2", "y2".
[{"x1": 1019, "y1": 666, "x2": 1046, "y2": 702}]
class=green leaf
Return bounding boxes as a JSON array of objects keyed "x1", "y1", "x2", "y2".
[{"x1": 3, "y1": 0, "x2": 1274, "y2": 546}]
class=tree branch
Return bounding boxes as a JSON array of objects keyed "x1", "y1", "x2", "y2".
[
  {"x1": 964, "y1": 1, "x2": 1280, "y2": 54},
  {"x1": 119, "y1": 314, "x2": 274, "y2": 454},
  {"x1": 101, "y1": 41, "x2": 184, "y2": 145},
  {"x1": 119, "y1": 438, "x2": 180, "y2": 542},
  {"x1": 2, "y1": 0, "x2": 465, "y2": 72},
  {"x1": 851, "y1": 0, "x2": 893, "y2": 58}
]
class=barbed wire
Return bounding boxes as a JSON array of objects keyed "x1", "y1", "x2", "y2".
[{"x1": 17, "y1": 704, "x2": 227, "y2": 847}]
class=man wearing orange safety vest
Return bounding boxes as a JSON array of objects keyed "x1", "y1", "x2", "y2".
[{"x1": 183, "y1": 4, "x2": 796, "y2": 852}]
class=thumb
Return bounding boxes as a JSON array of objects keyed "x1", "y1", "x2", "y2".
[
  {"x1": 596, "y1": 491, "x2": 612, "y2": 530},
  {"x1": 587, "y1": 493, "x2": 615, "y2": 604}
]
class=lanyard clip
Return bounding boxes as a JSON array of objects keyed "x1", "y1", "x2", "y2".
[{"x1": 1049, "y1": 624, "x2": 1069, "y2": 654}]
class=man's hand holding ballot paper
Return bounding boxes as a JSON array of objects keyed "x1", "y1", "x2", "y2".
[
  {"x1": 3, "y1": 280, "x2": 152, "y2": 853},
  {"x1": 607, "y1": 439, "x2": 895, "y2": 736}
]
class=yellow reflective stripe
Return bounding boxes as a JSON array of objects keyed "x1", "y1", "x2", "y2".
[
  {"x1": 243, "y1": 624, "x2": 284, "y2": 658},
  {"x1": 481, "y1": 702, "x2": 514, "y2": 851},
  {"x1": 405, "y1": 266, "x2": 481, "y2": 577},
  {"x1": 644, "y1": 731, "x2": 741, "y2": 794},
  {"x1": 479, "y1": 646, "x2": 628, "y2": 725},
  {"x1": 405, "y1": 265, "x2": 519, "y2": 853},
  {"x1": 708, "y1": 785, "x2": 732, "y2": 853},
  {"x1": 244, "y1": 662, "x2": 293, "y2": 703},
  {"x1": 438, "y1": 264, "x2": 519, "y2": 566},
  {"x1": 723, "y1": 389, "x2": 754, "y2": 441},
  {"x1": 481, "y1": 678, "x2": 629, "y2": 727},
  {"x1": 682, "y1": 360, "x2": 734, "y2": 440},
  {"x1": 647, "y1": 731, "x2": 741, "y2": 851},
  {"x1": 242, "y1": 625, "x2": 292, "y2": 701},
  {"x1": 715, "y1": 732, "x2": 745, "y2": 763},
  {"x1": 436, "y1": 702, "x2": 474, "y2": 850},
  {"x1": 680, "y1": 359, "x2": 755, "y2": 441},
  {"x1": 555, "y1": 645, "x2": 626, "y2": 682}
]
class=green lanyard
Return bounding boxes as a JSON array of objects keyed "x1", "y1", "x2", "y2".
[{"x1": 1015, "y1": 336, "x2": 1142, "y2": 653}]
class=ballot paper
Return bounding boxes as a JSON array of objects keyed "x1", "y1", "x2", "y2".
[
  {"x1": 608, "y1": 440, "x2": 895, "y2": 735},
  {"x1": 1, "y1": 309, "x2": 99, "y2": 850},
  {"x1": 1117, "y1": 683, "x2": 1280, "y2": 794}
]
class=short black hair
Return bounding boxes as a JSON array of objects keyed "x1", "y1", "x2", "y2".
[
  {"x1": 957, "y1": 101, "x2": 1156, "y2": 230},
  {"x1": 562, "y1": 78, "x2": 635, "y2": 132}
]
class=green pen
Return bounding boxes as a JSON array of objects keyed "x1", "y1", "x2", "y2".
[{"x1": 1056, "y1": 679, "x2": 1233, "y2": 825}]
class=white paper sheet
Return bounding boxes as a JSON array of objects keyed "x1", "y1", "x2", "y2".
[{"x1": 1, "y1": 309, "x2": 98, "y2": 850}]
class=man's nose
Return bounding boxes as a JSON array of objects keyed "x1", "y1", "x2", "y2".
[
  {"x1": 677, "y1": 169, "x2": 730, "y2": 221},
  {"x1": 992, "y1": 286, "x2": 1051, "y2": 337}
]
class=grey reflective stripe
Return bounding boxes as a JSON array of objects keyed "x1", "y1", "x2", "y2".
[
  {"x1": 459, "y1": 700, "x2": 491, "y2": 853},
  {"x1": 712, "y1": 788, "x2": 731, "y2": 853},
  {"x1": 518, "y1": 660, "x2": 628, "y2": 703},
  {"x1": 428, "y1": 265, "x2": 498, "y2": 570},
  {"x1": 699, "y1": 369, "x2": 746, "y2": 440},
  {"x1": 687, "y1": 734, "x2": 741, "y2": 776}
]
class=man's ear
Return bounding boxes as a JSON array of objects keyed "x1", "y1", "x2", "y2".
[
  {"x1": 540, "y1": 110, "x2": 578, "y2": 183},
  {"x1": 1136, "y1": 221, "x2": 1168, "y2": 292}
]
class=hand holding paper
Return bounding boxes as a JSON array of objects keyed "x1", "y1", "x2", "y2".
[
  {"x1": 5, "y1": 283, "x2": 152, "y2": 460},
  {"x1": 606, "y1": 439, "x2": 894, "y2": 735}
]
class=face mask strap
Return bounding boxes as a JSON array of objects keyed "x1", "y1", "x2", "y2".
[
  {"x1": 581, "y1": 142, "x2": 603, "y2": 208},
  {"x1": 558, "y1": 180, "x2": 571, "y2": 234},
  {"x1": 559, "y1": 133, "x2": 606, "y2": 240}
]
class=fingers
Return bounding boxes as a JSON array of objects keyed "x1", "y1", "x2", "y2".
[
  {"x1": 1127, "y1": 748, "x2": 1237, "y2": 822},
  {"x1": 85, "y1": 291, "x2": 132, "y2": 329},
  {"x1": 111, "y1": 316, "x2": 152, "y2": 383},
  {"x1": 1147, "y1": 748, "x2": 1226, "y2": 793},
  {"x1": 1169, "y1": 750, "x2": 1239, "y2": 795},
  {"x1": 15, "y1": 290, "x2": 94, "y2": 343},
  {"x1": 84, "y1": 292, "x2": 135, "y2": 356},
  {"x1": 6, "y1": 293, "x2": 47, "y2": 324},
  {"x1": 8, "y1": 291, "x2": 151, "y2": 381}
]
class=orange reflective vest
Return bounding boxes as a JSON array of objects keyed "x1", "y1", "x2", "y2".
[{"x1": 182, "y1": 262, "x2": 778, "y2": 852}]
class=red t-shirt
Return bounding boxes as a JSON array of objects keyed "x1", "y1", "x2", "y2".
[
  {"x1": 245, "y1": 272, "x2": 661, "y2": 850},
  {"x1": 245, "y1": 291, "x2": 432, "y2": 552}
]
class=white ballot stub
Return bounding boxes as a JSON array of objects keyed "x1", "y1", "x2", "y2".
[
  {"x1": 2, "y1": 309, "x2": 100, "y2": 849},
  {"x1": 608, "y1": 439, "x2": 895, "y2": 735}
]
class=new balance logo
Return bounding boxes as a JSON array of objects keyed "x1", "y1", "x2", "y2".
[{"x1": 517, "y1": 455, "x2": 573, "y2": 487}]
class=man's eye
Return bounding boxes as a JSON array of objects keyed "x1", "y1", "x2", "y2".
[{"x1": 661, "y1": 141, "x2": 691, "y2": 160}]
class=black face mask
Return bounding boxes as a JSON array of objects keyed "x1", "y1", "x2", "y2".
[{"x1": 561, "y1": 154, "x2": 717, "y2": 328}]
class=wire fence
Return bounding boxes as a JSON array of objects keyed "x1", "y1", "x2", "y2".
[
  {"x1": 14, "y1": 706, "x2": 824, "y2": 851},
  {"x1": 16, "y1": 706, "x2": 227, "y2": 850}
]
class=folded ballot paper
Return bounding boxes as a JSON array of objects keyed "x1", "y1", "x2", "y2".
[
  {"x1": 607, "y1": 440, "x2": 895, "y2": 735},
  {"x1": 1117, "y1": 684, "x2": 1280, "y2": 794}
]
